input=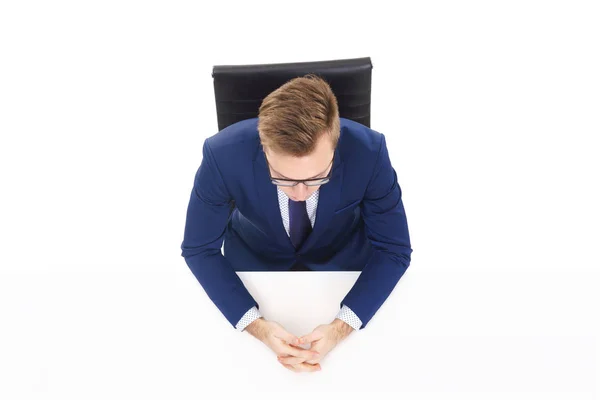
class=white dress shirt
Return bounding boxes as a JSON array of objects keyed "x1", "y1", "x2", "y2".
[{"x1": 235, "y1": 187, "x2": 363, "y2": 332}]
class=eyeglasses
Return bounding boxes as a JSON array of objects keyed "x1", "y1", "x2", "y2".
[{"x1": 265, "y1": 154, "x2": 334, "y2": 187}]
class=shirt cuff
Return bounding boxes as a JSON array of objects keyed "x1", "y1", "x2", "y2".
[
  {"x1": 235, "y1": 306, "x2": 262, "y2": 332},
  {"x1": 335, "y1": 304, "x2": 362, "y2": 330}
]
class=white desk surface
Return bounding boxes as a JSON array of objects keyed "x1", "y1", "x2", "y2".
[{"x1": 0, "y1": 266, "x2": 597, "y2": 398}]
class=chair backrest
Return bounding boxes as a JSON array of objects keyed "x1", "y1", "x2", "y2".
[{"x1": 212, "y1": 57, "x2": 372, "y2": 131}]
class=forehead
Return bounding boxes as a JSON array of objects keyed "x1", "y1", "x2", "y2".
[
  {"x1": 268, "y1": 152, "x2": 332, "y2": 179},
  {"x1": 265, "y1": 132, "x2": 335, "y2": 179}
]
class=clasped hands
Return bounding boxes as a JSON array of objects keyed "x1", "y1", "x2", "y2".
[{"x1": 245, "y1": 317, "x2": 354, "y2": 373}]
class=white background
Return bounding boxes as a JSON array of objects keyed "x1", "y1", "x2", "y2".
[{"x1": 0, "y1": 0, "x2": 598, "y2": 398}]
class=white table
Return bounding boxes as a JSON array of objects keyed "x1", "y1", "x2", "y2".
[{"x1": 0, "y1": 266, "x2": 597, "y2": 398}]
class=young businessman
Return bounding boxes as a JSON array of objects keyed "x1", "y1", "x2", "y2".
[{"x1": 180, "y1": 74, "x2": 413, "y2": 373}]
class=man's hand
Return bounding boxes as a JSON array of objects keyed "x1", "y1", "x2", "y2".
[
  {"x1": 245, "y1": 317, "x2": 322, "y2": 372},
  {"x1": 278, "y1": 318, "x2": 354, "y2": 369}
]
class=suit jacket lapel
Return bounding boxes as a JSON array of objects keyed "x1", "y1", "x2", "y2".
[{"x1": 253, "y1": 145, "x2": 295, "y2": 250}]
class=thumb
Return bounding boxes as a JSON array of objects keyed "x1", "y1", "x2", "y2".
[
  {"x1": 273, "y1": 327, "x2": 300, "y2": 345},
  {"x1": 299, "y1": 330, "x2": 324, "y2": 344}
]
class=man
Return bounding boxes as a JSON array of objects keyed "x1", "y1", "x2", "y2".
[{"x1": 180, "y1": 74, "x2": 412, "y2": 373}]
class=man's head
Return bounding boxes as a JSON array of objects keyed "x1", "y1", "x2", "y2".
[{"x1": 258, "y1": 74, "x2": 340, "y2": 202}]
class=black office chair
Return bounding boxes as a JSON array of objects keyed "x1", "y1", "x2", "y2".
[{"x1": 212, "y1": 57, "x2": 373, "y2": 132}]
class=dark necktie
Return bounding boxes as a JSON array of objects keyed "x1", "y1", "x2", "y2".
[{"x1": 288, "y1": 198, "x2": 312, "y2": 249}]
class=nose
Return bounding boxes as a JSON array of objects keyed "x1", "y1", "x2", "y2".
[{"x1": 292, "y1": 183, "x2": 309, "y2": 201}]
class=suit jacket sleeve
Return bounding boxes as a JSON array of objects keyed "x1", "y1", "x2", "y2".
[
  {"x1": 340, "y1": 133, "x2": 413, "y2": 329},
  {"x1": 180, "y1": 139, "x2": 259, "y2": 328}
]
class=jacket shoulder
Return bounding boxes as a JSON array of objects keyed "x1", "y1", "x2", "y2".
[
  {"x1": 205, "y1": 118, "x2": 259, "y2": 149},
  {"x1": 339, "y1": 117, "x2": 384, "y2": 159}
]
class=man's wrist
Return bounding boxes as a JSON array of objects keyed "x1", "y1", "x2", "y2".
[
  {"x1": 245, "y1": 317, "x2": 267, "y2": 341},
  {"x1": 331, "y1": 318, "x2": 354, "y2": 341}
]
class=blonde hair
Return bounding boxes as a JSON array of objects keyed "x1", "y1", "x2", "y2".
[{"x1": 258, "y1": 73, "x2": 340, "y2": 156}]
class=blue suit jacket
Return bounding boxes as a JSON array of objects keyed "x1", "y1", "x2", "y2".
[{"x1": 180, "y1": 117, "x2": 413, "y2": 329}]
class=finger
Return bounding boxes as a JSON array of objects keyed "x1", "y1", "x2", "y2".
[
  {"x1": 289, "y1": 342, "x2": 311, "y2": 351},
  {"x1": 273, "y1": 329, "x2": 299, "y2": 345},
  {"x1": 299, "y1": 331, "x2": 323, "y2": 344},
  {"x1": 281, "y1": 363, "x2": 296, "y2": 372},
  {"x1": 283, "y1": 361, "x2": 321, "y2": 373},
  {"x1": 278, "y1": 352, "x2": 321, "y2": 363},
  {"x1": 277, "y1": 355, "x2": 305, "y2": 365},
  {"x1": 280, "y1": 359, "x2": 320, "y2": 373},
  {"x1": 300, "y1": 346, "x2": 322, "y2": 364},
  {"x1": 285, "y1": 344, "x2": 320, "y2": 360},
  {"x1": 280, "y1": 363, "x2": 313, "y2": 373}
]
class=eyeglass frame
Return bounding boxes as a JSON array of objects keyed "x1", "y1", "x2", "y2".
[{"x1": 264, "y1": 152, "x2": 335, "y2": 187}]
